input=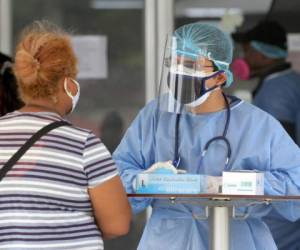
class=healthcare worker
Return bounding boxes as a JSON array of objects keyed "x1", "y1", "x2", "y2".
[
  {"x1": 113, "y1": 22, "x2": 300, "y2": 250},
  {"x1": 232, "y1": 20, "x2": 300, "y2": 145},
  {"x1": 232, "y1": 20, "x2": 300, "y2": 250}
]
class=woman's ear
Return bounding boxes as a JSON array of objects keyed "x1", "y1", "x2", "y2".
[
  {"x1": 215, "y1": 72, "x2": 227, "y2": 86},
  {"x1": 58, "y1": 77, "x2": 66, "y2": 92}
]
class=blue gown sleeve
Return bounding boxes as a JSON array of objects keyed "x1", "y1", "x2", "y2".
[
  {"x1": 264, "y1": 118, "x2": 300, "y2": 221},
  {"x1": 113, "y1": 102, "x2": 157, "y2": 214}
]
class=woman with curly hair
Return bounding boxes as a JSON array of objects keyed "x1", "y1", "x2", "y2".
[{"x1": 0, "y1": 21, "x2": 131, "y2": 249}]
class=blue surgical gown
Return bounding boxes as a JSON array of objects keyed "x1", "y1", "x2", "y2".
[
  {"x1": 253, "y1": 69, "x2": 300, "y2": 144},
  {"x1": 263, "y1": 209, "x2": 300, "y2": 250},
  {"x1": 253, "y1": 69, "x2": 300, "y2": 249},
  {"x1": 113, "y1": 97, "x2": 300, "y2": 250}
]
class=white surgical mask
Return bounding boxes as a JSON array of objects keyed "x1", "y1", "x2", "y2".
[
  {"x1": 185, "y1": 87, "x2": 219, "y2": 108},
  {"x1": 185, "y1": 92, "x2": 211, "y2": 108},
  {"x1": 64, "y1": 78, "x2": 80, "y2": 113}
]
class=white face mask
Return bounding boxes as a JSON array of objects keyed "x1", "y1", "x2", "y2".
[
  {"x1": 185, "y1": 87, "x2": 220, "y2": 108},
  {"x1": 64, "y1": 78, "x2": 80, "y2": 113},
  {"x1": 185, "y1": 91, "x2": 211, "y2": 108}
]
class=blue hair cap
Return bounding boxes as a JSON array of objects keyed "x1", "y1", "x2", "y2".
[{"x1": 174, "y1": 23, "x2": 234, "y2": 87}]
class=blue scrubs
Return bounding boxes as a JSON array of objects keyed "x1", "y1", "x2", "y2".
[
  {"x1": 113, "y1": 97, "x2": 300, "y2": 250},
  {"x1": 253, "y1": 69, "x2": 300, "y2": 249},
  {"x1": 253, "y1": 69, "x2": 300, "y2": 144},
  {"x1": 264, "y1": 209, "x2": 300, "y2": 250}
]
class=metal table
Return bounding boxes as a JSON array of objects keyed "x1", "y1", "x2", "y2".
[{"x1": 128, "y1": 194, "x2": 300, "y2": 250}]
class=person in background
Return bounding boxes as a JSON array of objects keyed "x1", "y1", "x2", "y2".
[
  {"x1": 113, "y1": 22, "x2": 300, "y2": 250},
  {"x1": 0, "y1": 52, "x2": 23, "y2": 116},
  {"x1": 232, "y1": 20, "x2": 300, "y2": 250},
  {"x1": 0, "y1": 20, "x2": 131, "y2": 250},
  {"x1": 232, "y1": 20, "x2": 300, "y2": 145},
  {"x1": 100, "y1": 111, "x2": 124, "y2": 153}
]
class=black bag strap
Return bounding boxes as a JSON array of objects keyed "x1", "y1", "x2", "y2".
[{"x1": 0, "y1": 120, "x2": 70, "y2": 181}]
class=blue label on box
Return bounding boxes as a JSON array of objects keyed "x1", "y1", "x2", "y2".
[{"x1": 136, "y1": 174, "x2": 204, "y2": 194}]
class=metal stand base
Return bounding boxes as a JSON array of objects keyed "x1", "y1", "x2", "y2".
[{"x1": 210, "y1": 206, "x2": 230, "y2": 250}]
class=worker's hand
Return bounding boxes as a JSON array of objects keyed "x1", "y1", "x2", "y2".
[
  {"x1": 132, "y1": 161, "x2": 185, "y2": 192},
  {"x1": 206, "y1": 176, "x2": 222, "y2": 193},
  {"x1": 144, "y1": 161, "x2": 182, "y2": 174}
]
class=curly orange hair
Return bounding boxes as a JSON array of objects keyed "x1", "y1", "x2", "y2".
[{"x1": 14, "y1": 21, "x2": 78, "y2": 103}]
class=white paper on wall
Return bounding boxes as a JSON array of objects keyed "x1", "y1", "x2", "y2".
[{"x1": 71, "y1": 35, "x2": 108, "y2": 79}]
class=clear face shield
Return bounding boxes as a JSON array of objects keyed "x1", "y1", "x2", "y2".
[{"x1": 157, "y1": 36, "x2": 224, "y2": 114}]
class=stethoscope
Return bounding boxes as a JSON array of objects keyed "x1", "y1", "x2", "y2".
[{"x1": 173, "y1": 92, "x2": 232, "y2": 171}]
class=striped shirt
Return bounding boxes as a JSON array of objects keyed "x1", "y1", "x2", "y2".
[{"x1": 0, "y1": 111, "x2": 118, "y2": 250}]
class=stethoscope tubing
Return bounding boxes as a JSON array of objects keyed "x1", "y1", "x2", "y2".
[{"x1": 173, "y1": 92, "x2": 231, "y2": 170}]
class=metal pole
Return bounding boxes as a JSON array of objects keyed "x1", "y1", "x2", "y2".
[
  {"x1": 0, "y1": 0, "x2": 12, "y2": 55},
  {"x1": 144, "y1": 0, "x2": 157, "y2": 104},
  {"x1": 210, "y1": 206, "x2": 230, "y2": 250},
  {"x1": 144, "y1": 0, "x2": 174, "y2": 104},
  {"x1": 144, "y1": 0, "x2": 174, "y2": 219},
  {"x1": 156, "y1": 0, "x2": 174, "y2": 87}
]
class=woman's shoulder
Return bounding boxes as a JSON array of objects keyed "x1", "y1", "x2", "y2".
[
  {"x1": 60, "y1": 123, "x2": 95, "y2": 142},
  {"x1": 0, "y1": 111, "x2": 98, "y2": 143}
]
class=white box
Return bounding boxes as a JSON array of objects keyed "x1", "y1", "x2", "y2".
[{"x1": 222, "y1": 171, "x2": 264, "y2": 195}]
